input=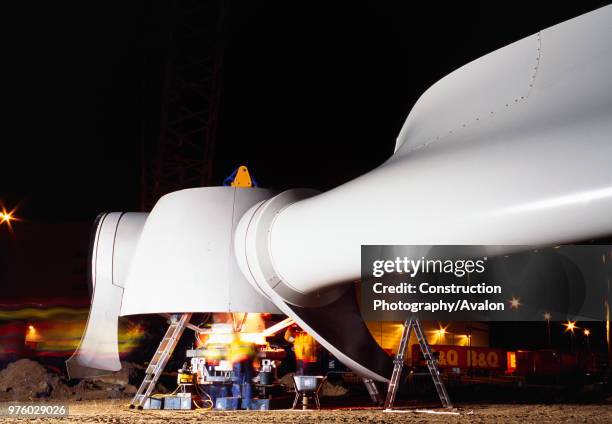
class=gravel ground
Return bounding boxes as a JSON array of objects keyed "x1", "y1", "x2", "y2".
[{"x1": 1, "y1": 400, "x2": 612, "y2": 423}]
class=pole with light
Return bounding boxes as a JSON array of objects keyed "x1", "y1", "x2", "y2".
[
  {"x1": 583, "y1": 328, "x2": 591, "y2": 351},
  {"x1": 563, "y1": 321, "x2": 577, "y2": 352},
  {"x1": 544, "y1": 312, "x2": 552, "y2": 347}
]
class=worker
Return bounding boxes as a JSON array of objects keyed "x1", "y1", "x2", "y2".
[
  {"x1": 229, "y1": 333, "x2": 256, "y2": 408},
  {"x1": 284, "y1": 325, "x2": 319, "y2": 375}
]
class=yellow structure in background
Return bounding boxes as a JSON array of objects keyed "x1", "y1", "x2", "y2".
[
  {"x1": 230, "y1": 165, "x2": 254, "y2": 188},
  {"x1": 365, "y1": 321, "x2": 489, "y2": 360}
]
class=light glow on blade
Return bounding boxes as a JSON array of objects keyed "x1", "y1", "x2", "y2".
[{"x1": 492, "y1": 186, "x2": 612, "y2": 216}]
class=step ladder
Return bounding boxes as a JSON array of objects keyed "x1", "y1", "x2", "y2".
[
  {"x1": 363, "y1": 378, "x2": 383, "y2": 405},
  {"x1": 384, "y1": 318, "x2": 452, "y2": 410},
  {"x1": 130, "y1": 313, "x2": 192, "y2": 409}
]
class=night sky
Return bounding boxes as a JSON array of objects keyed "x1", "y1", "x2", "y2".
[{"x1": 1, "y1": 0, "x2": 610, "y2": 312}]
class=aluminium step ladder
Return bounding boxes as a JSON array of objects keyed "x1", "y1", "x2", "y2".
[
  {"x1": 130, "y1": 313, "x2": 192, "y2": 409},
  {"x1": 363, "y1": 378, "x2": 383, "y2": 404},
  {"x1": 384, "y1": 318, "x2": 452, "y2": 410}
]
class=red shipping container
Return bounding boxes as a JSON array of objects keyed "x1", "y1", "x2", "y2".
[{"x1": 412, "y1": 344, "x2": 507, "y2": 371}]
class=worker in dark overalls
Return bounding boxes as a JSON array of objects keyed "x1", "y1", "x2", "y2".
[{"x1": 230, "y1": 333, "x2": 256, "y2": 408}]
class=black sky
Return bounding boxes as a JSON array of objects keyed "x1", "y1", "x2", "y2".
[
  {"x1": 1, "y1": 1, "x2": 609, "y2": 224},
  {"x1": 0, "y1": 1, "x2": 610, "y2": 352}
]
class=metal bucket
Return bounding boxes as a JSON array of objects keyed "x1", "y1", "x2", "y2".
[{"x1": 292, "y1": 375, "x2": 324, "y2": 393}]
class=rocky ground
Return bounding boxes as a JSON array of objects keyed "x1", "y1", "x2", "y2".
[
  {"x1": 0, "y1": 400, "x2": 612, "y2": 423},
  {"x1": 0, "y1": 359, "x2": 161, "y2": 402}
]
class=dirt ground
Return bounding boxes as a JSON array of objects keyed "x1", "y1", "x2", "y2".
[{"x1": 1, "y1": 400, "x2": 612, "y2": 423}]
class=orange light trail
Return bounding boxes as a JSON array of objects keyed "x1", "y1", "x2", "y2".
[{"x1": 1, "y1": 306, "x2": 146, "y2": 357}]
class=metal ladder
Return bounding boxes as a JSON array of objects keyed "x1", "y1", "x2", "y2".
[
  {"x1": 383, "y1": 318, "x2": 412, "y2": 410},
  {"x1": 130, "y1": 313, "x2": 192, "y2": 409},
  {"x1": 363, "y1": 378, "x2": 383, "y2": 404},
  {"x1": 384, "y1": 318, "x2": 452, "y2": 410}
]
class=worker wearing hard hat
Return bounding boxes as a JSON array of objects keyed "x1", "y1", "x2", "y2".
[{"x1": 284, "y1": 325, "x2": 319, "y2": 375}]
